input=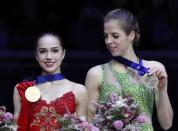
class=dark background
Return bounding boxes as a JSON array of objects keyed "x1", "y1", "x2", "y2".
[{"x1": 0, "y1": 0, "x2": 177, "y2": 130}]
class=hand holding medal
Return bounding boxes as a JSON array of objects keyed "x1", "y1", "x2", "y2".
[
  {"x1": 146, "y1": 67, "x2": 167, "y2": 90},
  {"x1": 142, "y1": 74, "x2": 158, "y2": 89}
]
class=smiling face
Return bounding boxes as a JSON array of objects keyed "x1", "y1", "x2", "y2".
[
  {"x1": 104, "y1": 19, "x2": 133, "y2": 57},
  {"x1": 36, "y1": 34, "x2": 65, "y2": 75}
]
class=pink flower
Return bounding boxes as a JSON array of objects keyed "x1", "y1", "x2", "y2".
[
  {"x1": 63, "y1": 113, "x2": 70, "y2": 118},
  {"x1": 76, "y1": 121, "x2": 99, "y2": 131},
  {"x1": 2, "y1": 112, "x2": 13, "y2": 123},
  {"x1": 136, "y1": 114, "x2": 146, "y2": 123},
  {"x1": 113, "y1": 120, "x2": 123, "y2": 130},
  {"x1": 90, "y1": 126, "x2": 100, "y2": 131},
  {"x1": 78, "y1": 121, "x2": 89, "y2": 128},
  {"x1": 108, "y1": 92, "x2": 119, "y2": 104},
  {"x1": 123, "y1": 107, "x2": 134, "y2": 119}
]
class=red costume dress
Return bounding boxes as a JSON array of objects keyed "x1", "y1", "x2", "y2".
[{"x1": 16, "y1": 81, "x2": 75, "y2": 131}]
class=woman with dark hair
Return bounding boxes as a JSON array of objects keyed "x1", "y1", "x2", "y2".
[
  {"x1": 13, "y1": 32, "x2": 88, "y2": 131},
  {"x1": 86, "y1": 9, "x2": 173, "y2": 130}
]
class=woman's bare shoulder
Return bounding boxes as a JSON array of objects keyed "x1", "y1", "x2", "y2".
[
  {"x1": 73, "y1": 82, "x2": 86, "y2": 90},
  {"x1": 87, "y1": 65, "x2": 102, "y2": 78},
  {"x1": 87, "y1": 65, "x2": 103, "y2": 76},
  {"x1": 142, "y1": 59, "x2": 165, "y2": 69},
  {"x1": 71, "y1": 82, "x2": 87, "y2": 99}
]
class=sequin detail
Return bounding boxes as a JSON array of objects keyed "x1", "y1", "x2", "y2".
[{"x1": 99, "y1": 62, "x2": 154, "y2": 131}]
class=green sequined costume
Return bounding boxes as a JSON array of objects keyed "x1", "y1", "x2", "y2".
[{"x1": 99, "y1": 62, "x2": 154, "y2": 131}]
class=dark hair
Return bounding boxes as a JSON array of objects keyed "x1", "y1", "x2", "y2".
[
  {"x1": 104, "y1": 9, "x2": 140, "y2": 44},
  {"x1": 35, "y1": 32, "x2": 65, "y2": 50}
]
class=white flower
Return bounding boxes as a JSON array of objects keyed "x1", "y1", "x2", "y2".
[
  {"x1": 79, "y1": 116, "x2": 86, "y2": 121},
  {"x1": 114, "y1": 96, "x2": 127, "y2": 108}
]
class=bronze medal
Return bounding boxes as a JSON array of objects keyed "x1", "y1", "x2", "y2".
[{"x1": 142, "y1": 74, "x2": 158, "y2": 89}]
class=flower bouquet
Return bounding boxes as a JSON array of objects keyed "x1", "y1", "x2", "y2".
[
  {"x1": 0, "y1": 106, "x2": 16, "y2": 131},
  {"x1": 58, "y1": 111, "x2": 99, "y2": 131},
  {"x1": 93, "y1": 93, "x2": 148, "y2": 131}
]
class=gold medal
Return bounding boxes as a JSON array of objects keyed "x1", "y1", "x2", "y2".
[
  {"x1": 142, "y1": 74, "x2": 158, "y2": 89},
  {"x1": 25, "y1": 86, "x2": 41, "y2": 102}
]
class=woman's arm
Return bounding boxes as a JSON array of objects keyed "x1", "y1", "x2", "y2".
[
  {"x1": 149, "y1": 61, "x2": 173, "y2": 130},
  {"x1": 13, "y1": 85, "x2": 21, "y2": 122},
  {"x1": 74, "y1": 84, "x2": 88, "y2": 119},
  {"x1": 85, "y1": 65, "x2": 102, "y2": 122}
]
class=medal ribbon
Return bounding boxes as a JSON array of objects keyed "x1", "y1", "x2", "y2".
[
  {"x1": 36, "y1": 73, "x2": 65, "y2": 84},
  {"x1": 113, "y1": 56, "x2": 149, "y2": 76}
]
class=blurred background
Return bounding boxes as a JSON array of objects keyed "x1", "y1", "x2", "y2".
[{"x1": 0, "y1": 0, "x2": 177, "y2": 130}]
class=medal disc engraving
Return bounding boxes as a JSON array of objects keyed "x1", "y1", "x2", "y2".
[
  {"x1": 25, "y1": 86, "x2": 41, "y2": 102},
  {"x1": 142, "y1": 74, "x2": 158, "y2": 89}
]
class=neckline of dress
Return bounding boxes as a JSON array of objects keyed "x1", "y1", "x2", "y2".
[
  {"x1": 110, "y1": 61, "x2": 128, "y2": 74},
  {"x1": 39, "y1": 91, "x2": 75, "y2": 105}
]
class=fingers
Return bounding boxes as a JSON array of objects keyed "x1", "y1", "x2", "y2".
[
  {"x1": 156, "y1": 70, "x2": 167, "y2": 78},
  {"x1": 148, "y1": 67, "x2": 157, "y2": 75},
  {"x1": 148, "y1": 67, "x2": 167, "y2": 79}
]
